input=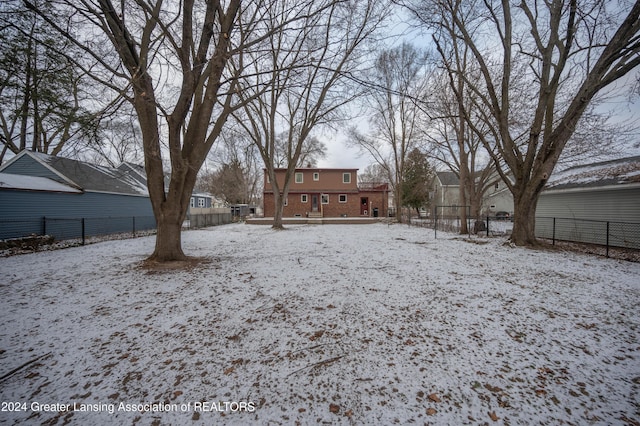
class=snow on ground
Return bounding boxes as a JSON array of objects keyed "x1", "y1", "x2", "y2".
[{"x1": 1, "y1": 223, "x2": 639, "y2": 425}]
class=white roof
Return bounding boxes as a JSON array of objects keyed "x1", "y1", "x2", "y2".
[
  {"x1": 546, "y1": 156, "x2": 640, "y2": 190},
  {"x1": 0, "y1": 173, "x2": 82, "y2": 193}
]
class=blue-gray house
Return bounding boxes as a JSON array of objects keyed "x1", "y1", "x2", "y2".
[{"x1": 0, "y1": 150, "x2": 155, "y2": 240}]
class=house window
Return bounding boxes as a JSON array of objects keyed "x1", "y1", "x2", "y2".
[
  {"x1": 321, "y1": 194, "x2": 329, "y2": 204},
  {"x1": 301, "y1": 194, "x2": 308, "y2": 203},
  {"x1": 339, "y1": 194, "x2": 347, "y2": 203},
  {"x1": 313, "y1": 172, "x2": 320, "y2": 181},
  {"x1": 295, "y1": 172, "x2": 303, "y2": 183},
  {"x1": 343, "y1": 172, "x2": 351, "y2": 183},
  {"x1": 190, "y1": 197, "x2": 195, "y2": 208},
  {"x1": 198, "y1": 198, "x2": 205, "y2": 207}
]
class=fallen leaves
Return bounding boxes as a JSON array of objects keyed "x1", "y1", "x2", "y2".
[{"x1": 309, "y1": 330, "x2": 324, "y2": 341}]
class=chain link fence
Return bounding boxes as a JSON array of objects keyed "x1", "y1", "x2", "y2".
[
  {"x1": 0, "y1": 216, "x2": 157, "y2": 245},
  {"x1": 405, "y1": 209, "x2": 639, "y2": 259},
  {"x1": 536, "y1": 217, "x2": 640, "y2": 257}
]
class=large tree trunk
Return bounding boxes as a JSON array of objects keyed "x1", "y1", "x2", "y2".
[
  {"x1": 147, "y1": 168, "x2": 195, "y2": 261},
  {"x1": 150, "y1": 208, "x2": 186, "y2": 261},
  {"x1": 510, "y1": 186, "x2": 541, "y2": 246}
]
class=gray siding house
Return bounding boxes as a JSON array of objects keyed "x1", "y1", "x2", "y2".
[
  {"x1": 433, "y1": 171, "x2": 514, "y2": 216},
  {"x1": 0, "y1": 151, "x2": 155, "y2": 240},
  {"x1": 432, "y1": 171, "x2": 461, "y2": 216},
  {"x1": 536, "y1": 156, "x2": 640, "y2": 247}
]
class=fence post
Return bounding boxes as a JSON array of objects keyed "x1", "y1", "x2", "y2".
[
  {"x1": 81, "y1": 218, "x2": 85, "y2": 245},
  {"x1": 552, "y1": 217, "x2": 556, "y2": 245},
  {"x1": 434, "y1": 210, "x2": 438, "y2": 239},
  {"x1": 486, "y1": 216, "x2": 489, "y2": 237},
  {"x1": 606, "y1": 221, "x2": 610, "y2": 258},
  {"x1": 42, "y1": 216, "x2": 47, "y2": 236},
  {"x1": 132, "y1": 216, "x2": 136, "y2": 237}
]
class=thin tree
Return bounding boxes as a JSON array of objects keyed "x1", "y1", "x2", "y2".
[
  {"x1": 406, "y1": 0, "x2": 640, "y2": 245},
  {"x1": 349, "y1": 42, "x2": 431, "y2": 222},
  {"x1": 200, "y1": 131, "x2": 262, "y2": 206},
  {"x1": 201, "y1": 159, "x2": 249, "y2": 205},
  {"x1": 233, "y1": 0, "x2": 388, "y2": 229},
  {"x1": 428, "y1": 69, "x2": 499, "y2": 228},
  {"x1": 272, "y1": 133, "x2": 327, "y2": 168},
  {"x1": 0, "y1": 1, "x2": 103, "y2": 163}
]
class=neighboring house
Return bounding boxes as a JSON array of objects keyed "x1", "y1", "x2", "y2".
[
  {"x1": 535, "y1": 156, "x2": 640, "y2": 249},
  {"x1": 188, "y1": 193, "x2": 230, "y2": 214},
  {"x1": 432, "y1": 171, "x2": 460, "y2": 209},
  {"x1": 481, "y1": 179, "x2": 514, "y2": 216},
  {"x1": 433, "y1": 171, "x2": 514, "y2": 217},
  {"x1": 0, "y1": 150, "x2": 154, "y2": 240},
  {"x1": 189, "y1": 193, "x2": 213, "y2": 212},
  {"x1": 537, "y1": 156, "x2": 640, "y2": 223},
  {"x1": 263, "y1": 168, "x2": 389, "y2": 218}
]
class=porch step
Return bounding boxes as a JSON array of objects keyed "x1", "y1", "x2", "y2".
[{"x1": 308, "y1": 212, "x2": 323, "y2": 218}]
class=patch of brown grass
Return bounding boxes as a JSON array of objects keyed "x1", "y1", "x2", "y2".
[{"x1": 138, "y1": 256, "x2": 216, "y2": 273}]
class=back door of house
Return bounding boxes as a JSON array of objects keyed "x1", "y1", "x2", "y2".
[
  {"x1": 312, "y1": 194, "x2": 319, "y2": 212},
  {"x1": 360, "y1": 197, "x2": 368, "y2": 215}
]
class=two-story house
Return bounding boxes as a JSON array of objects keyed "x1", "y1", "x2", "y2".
[{"x1": 263, "y1": 168, "x2": 389, "y2": 218}]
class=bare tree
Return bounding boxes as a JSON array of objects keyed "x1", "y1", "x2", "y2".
[
  {"x1": 427, "y1": 66, "x2": 499, "y2": 231},
  {"x1": 406, "y1": 0, "x2": 640, "y2": 245},
  {"x1": 0, "y1": 1, "x2": 104, "y2": 163},
  {"x1": 233, "y1": 0, "x2": 388, "y2": 229},
  {"x1": 358, "y1": 163, "x2": 388, "y2": 184},
  {"x1": 199, "y1": 131, "x2": 262, "y2": 205},
  {"x1": 349, "y1": 42, "x2": 431, "y2": 222},
  {"x1": 85, "y1": 111, "x2": 144, "y2": 167},
  {"x1": 26, "y1": 0, "x2": 321, "y2": 260},
  {"x1": 272, "y1": 133, "x2": 327, "y2": 168}
]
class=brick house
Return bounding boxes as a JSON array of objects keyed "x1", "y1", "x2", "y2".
[{"x1": 263, "y1": 168, "x2": 389, "y2": 218}]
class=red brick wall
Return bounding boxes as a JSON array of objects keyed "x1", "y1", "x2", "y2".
[
  {"x1": 265, "y1": 169, "x2": 358, "y2": 193},
  {"x1": 360, "y1": 190, "x2": 388, "y2": 217},
  {"x1": 262, "y1": 168, "x2": 389, "y2": 218},
  {"x1": 263, "y1": 190, "x2": 388, "y2": 218}
]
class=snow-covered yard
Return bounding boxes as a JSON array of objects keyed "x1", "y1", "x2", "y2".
[{"x1": 1, "y1": 223, "x2": 639, "y2": 425}]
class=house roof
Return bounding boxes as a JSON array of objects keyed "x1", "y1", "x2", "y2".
[
  {"x1": 0, "y1": 173, "x2": 82, "y2": 193},
  {"x1": 437, "y1": 171, "x2": 459, "y2": 186},
  {"x1": 269, "y1": 168, "x2": 359, "y2": 172},
  {"x1": 545, "y1": 156, "x2": 640, "y2": 191},
  {"x1": 0, "y1": 151, "x2": 149, "y2": 196}
]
